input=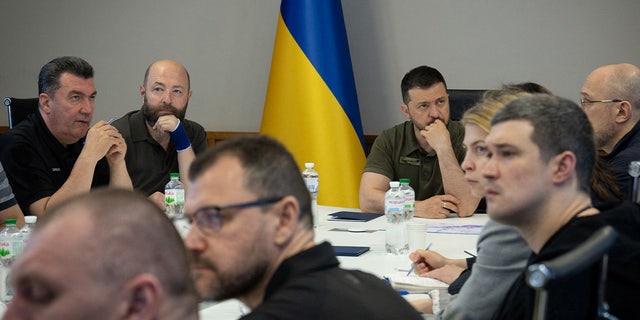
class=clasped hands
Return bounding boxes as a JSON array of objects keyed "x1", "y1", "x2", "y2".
[{"x1": 83, "y1": 119, "x2": 127, "y2": 165}]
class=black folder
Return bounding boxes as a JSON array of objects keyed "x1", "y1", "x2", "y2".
[{"x1": 332, "y1": 245, "x2": 370, "y2": 256}]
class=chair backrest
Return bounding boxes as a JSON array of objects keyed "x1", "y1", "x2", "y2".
[
  {"x1": 629, "y1": 161, "x2": 640, "y2": 203},
  {"x1": 526, "y1": 225, "x2": 618, "y2": 320},
  {"x1": 3, "y1": 97, "x2": 39, "y2": 128},
  {"x1": 448, "y1": 89, "x2": 485, "y2": 121}
]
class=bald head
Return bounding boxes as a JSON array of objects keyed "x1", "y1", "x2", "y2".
[
  {"x1": 36, "y1": 188, "x2": 194, "y2": 296},
  {"x1": 144, "y1": 59, "x2": 191, "y2": 90},
  {"x1": 581, "y1": 63, "x2": 640, "y2": 153},
  {"x1": 7, "y1": 189, "x2": 198, "y2": 319},
  {"x1": 583, "y1": 63, "x2": 640, "y2": 111}
]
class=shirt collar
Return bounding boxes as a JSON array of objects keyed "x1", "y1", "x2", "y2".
[
  {"x1": 129, "y1": 108, "x2": 156, "y2": 143},
  {"x1": 264, "y1": 242, "x2": 339, "y2": 299},
  {"x1": 34, "y1": 111, "x2": 78, "y2": 150},
  {"x1": 399, "y1": 121, "x2": 444, "y2": 158},
  {"x1": 604, "y1": 119, "x2": 640, "y2": 158}
]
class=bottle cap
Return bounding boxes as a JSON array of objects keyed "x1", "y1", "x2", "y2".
[
  {"x1": 399, "y1": 178, "x2": 410, "y2": 184},
  {"x1": 4, "y1": 219, "x2": 16, "y2": 225},
  {"x1": 389, "y1": 181, "x2": 400, "y2": 188},
  {"x1": 25, "y1": 216, "x2": 37, "y2": 224},
  {"x1": 305, "y1": 163, "x2": 314, "y2": 169},
  {"x1": 170, "y1": 173, "x2": 180, "y2": 179}
]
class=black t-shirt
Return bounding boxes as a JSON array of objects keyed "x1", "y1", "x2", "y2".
[
  {"x1": 0, "y1": 112, "x2": 110, "y2": 215},
  {"x1": 492, "y1": 201, "x2": 640, "y2": 319},
  {"x1": 243, "y1": 242, "x2": 423, "y2": 320}
]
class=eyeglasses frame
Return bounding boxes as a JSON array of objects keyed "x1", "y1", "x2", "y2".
[
  {"x1": 184, "y1": 196, "x2": 284, "y2": 234},
  {"x1": 580, "y1": 97, "x2": 623, "y2": 108}
]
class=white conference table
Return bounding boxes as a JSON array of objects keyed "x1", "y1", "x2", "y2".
[{"x1": 199, "y1": 205, "x2": 488, "y2": 319}]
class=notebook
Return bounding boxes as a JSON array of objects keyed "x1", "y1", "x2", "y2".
[{"x1": 385, "y1": 275, "x2": 449, "y2": 293}]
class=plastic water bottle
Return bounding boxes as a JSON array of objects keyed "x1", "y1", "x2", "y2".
[
  {"x1": 0, "y1": 220, "x2": 23, "y2": 267},
  {"x1": 165, "y1": 173, "x2": 185, "y2": 219},
  {"x1": 20, "y1": 216, "x2": 37, "y2": 247},
  {"x1": 302, "y1": 162, "x2": 319, "y2": 228},
  {"x1": 399, "y1": 178, "x2": 415, "y2": 220},
  {"x1": 385, "y1": 181, "x2": 409, "y2": 255},
  {"x1": 0, "y1": 219, "x2": 23, "y2": 302}
]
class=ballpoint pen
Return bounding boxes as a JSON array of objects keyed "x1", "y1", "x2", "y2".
[
  {"x1": 106, "y1": 116, "x2": 117, "y2": 125},
  {"x1": 82, "y1": 117, "x2": 117, "y2": 145},
  {"x1": 406, "y1": 242, "x2": 433, "y2": 276},
  {"x1": 464, "y1": 250, "x2": 477, "y2": 258}
]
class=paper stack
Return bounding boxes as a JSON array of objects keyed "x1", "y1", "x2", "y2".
[{"x1": 386, "y1": 275, "x2": 449, "y2": 293}]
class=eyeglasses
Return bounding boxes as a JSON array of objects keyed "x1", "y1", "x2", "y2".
[
  {"x1": 580, "y1": 97, "x2": 623, "y2": 108},
  {"x1": 185, "y1": 197, "x2": 283, "y2": 234}
]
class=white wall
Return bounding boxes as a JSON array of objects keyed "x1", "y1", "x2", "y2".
[{"x1": 1, "y1": 0, "x2": 639, "y2": 134}]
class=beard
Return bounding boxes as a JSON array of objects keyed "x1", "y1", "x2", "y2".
[
  {"x1": 142, "y1": 96, "x2": 187, "y2": 127},
  {"x1": 408, "y1": 113, "x2": 446, "y2": 132},
  {"x1": 593, "y1": 123, "x2": 615, "y2": 150},
  {"x1": 193, "y1": 253, "x2": 269, "y2": 302},
  {"x1": 410, "y1": 118, "x2": 426, "y2": 131}
]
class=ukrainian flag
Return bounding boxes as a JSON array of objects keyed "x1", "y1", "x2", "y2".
[{"x1": 261, "y1": 0, "x2": 365, "y2": 208}]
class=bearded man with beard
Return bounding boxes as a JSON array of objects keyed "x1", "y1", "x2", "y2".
[
  {"x1": 183, "y1": 135, "x2": 423, "y2": 320},
  {"x1": 113, "y1": 59, "x2": 207, "y2": 208}
]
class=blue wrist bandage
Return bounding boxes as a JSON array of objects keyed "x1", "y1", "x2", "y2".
[{"x1": 169, "y1": 121, "x2": 191, "y2": 151}]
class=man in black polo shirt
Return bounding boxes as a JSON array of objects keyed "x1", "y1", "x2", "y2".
[
  {"x1": 112, "y1": 59, "x2": 207, "y2": 208},
  {"x1": 0, "y1": 56, "x2": 132, "y2": 216}
]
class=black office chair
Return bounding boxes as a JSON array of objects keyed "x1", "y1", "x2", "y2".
[
  {"x1": 629, "y1": 161, "x2": 640, "y2": 203},
  {"x1": 448, "y1": 89, "x2": 485, "y2": 121},
  {"x1": 3, "y1": 97, "x2": 39, "y2": 128},
  {"x1": 526, "y1": 226, "x2": 618, "y2": 320}
]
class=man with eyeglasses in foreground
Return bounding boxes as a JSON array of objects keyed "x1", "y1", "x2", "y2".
[
  {"x1": 580, "y1": 63, "x2": 640, "y2": 199},
  {"x1": 183, "y1": 135, "x2": 422, "y2": 319}
]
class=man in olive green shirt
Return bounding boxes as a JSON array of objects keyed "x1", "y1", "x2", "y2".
[{"x1": 359, "y1": 66, "x2": 480, "y2": 218}]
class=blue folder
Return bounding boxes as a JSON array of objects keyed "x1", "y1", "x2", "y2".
[{"x1": 332, "y1": 245, "x2": 370, "y2": 256}]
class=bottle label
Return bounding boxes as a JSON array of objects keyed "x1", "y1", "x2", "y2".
[
  {"x1": 304, "y1": 177, "x2": 318, "y2": 193},
  {"x1": 165, "y1": 189, "x2": 185, "y2": 205},
  {"x1": 385, "y1": 199, "x2": 404, "y2": 213},
  {"x1": 0, "y1": 241, "x2": 11, "y2": 262},
  {"x1": 0, "y1": 238, "x2": 22, "y2": 267},
  {"x1": 404, "y1": 196, "x2": 415, "y2": 211}
]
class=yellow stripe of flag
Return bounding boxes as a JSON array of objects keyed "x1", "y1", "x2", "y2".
[{"x1": 261, "y1": 9, "x2": 365, "y2": 208}]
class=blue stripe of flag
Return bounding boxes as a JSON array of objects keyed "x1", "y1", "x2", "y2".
[{"x1": 280, "y1": 0, "x2": 364, "y2": 149}]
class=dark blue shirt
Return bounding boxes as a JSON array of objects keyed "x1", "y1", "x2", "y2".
[{"x1": 602, "y1": 119, "x2": 640, "y2": 200}]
